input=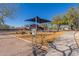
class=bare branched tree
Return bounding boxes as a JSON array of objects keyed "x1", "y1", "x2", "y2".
[
  {"x1": 67, "y1": 46, "x2": 73, "y2": 56},
  {"x1": 32, "y1": 44, "x2": 47, "y2": 56},
  {"x1": 32, "y1": 34, "x2": 48, "y2": 56},
  {"x1": 0, "y1": 4, "x2": 19, "y2": 29},
  {"x1": 74, "y1": 31, "x2": 79, "y2": 48}
]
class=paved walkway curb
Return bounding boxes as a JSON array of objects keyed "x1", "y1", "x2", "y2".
[
  {"x1": 10, "y1": 35, "x2": 48, "y2": 50},
  {"x1": 10, "y1": 35, "x2": 32, "y2": 43}
]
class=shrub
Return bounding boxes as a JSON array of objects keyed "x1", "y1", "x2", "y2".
[{"x1": 21, "y1": 31, "x2": 26, "y2": 34}]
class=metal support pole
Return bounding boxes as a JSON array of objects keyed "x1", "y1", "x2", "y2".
[
  {"x1": 35, "y1": 17, "x2": 37, "y2": 31},
  {"x1": 32, "y1": 35, "x2": 37, "y2": 56},
  {"x1": 32, "y1": 17, "x2": 38, "y2": 56}
]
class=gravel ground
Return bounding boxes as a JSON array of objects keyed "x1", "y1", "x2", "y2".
[{"x1": 46, "y1": 31, "x2": 79, "y2": 56}]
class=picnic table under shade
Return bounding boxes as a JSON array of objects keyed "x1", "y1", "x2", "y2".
[
  {"x1": 25, "y1": 16, "x2": 51, "y2": 31},
  {"x1": 25, "y1": 16, "x2": 52, "y2": 55},
  {"x1": 30, "y1": 24, "x2": 44, "y2": 30}
]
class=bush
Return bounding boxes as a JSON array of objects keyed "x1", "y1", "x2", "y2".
[
  {"x1": 21, "y1": 31, "x2": 26, "y2": 34},
  {"x1": 16, "y1": 30, "x2": 26, "y2": 34},
  {"x1": 16, "y1": 32, "x2": 18, "y2": 34}
]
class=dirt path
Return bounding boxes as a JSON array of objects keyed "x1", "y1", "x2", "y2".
[{"x1": 0, "y1": 34, "x2": 33, "y2": 56}]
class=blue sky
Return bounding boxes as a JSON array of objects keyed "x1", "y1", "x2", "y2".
[{"x1": 4, "y1": 3, "x2": 78, "y2": 27}]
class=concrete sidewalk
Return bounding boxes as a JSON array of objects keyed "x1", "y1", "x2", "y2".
[
  {"x1": 0, "y1": 34, "x2": 33, "y2": 56},
  {"x1": 46, "y1": 31, "x2": 79, "y2": 56}
]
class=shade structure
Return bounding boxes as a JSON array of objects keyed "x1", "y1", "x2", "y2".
[
  {"x1": 31, "y1": 24, "x2": 44, "y2": 29},
  {"x1": 25, "y1": 16, "x2": 51, "y2": 23}
]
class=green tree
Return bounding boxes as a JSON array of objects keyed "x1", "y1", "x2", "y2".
[
  {"x1": 51, "y1": 6, "x2": 79, "y2": 31},
  {"x1": 51, "y1": 16, "x2": 63, "y2": 31},
  {"x1": 40, "y1": 23, "x2": 48, "y2": 31},
  {"x1": 66, "y1": 7, "x2": 79, "y2": 30}
]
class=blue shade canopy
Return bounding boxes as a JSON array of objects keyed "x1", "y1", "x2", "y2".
[{"x1": 25, "y1": 16, "x2": 51, "y2": 23}]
